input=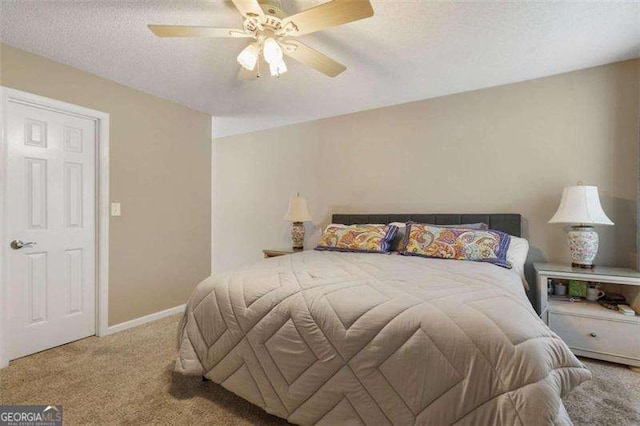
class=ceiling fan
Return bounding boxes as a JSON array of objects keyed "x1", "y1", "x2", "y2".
[{"x1": 148, "y1": 0, "x2": 374, "y2": 80}]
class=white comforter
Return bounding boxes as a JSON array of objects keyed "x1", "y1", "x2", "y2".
[{"x1": 176, "y1": 251, "x2": 590, "y2": 425}]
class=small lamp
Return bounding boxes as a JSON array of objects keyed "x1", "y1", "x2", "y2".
[
  {"x1": 548, "y1": 184, "x2": 614, "y2": 268},
  {"x1": 284, "y1": 193, "x2": 312, "y2": 251}
]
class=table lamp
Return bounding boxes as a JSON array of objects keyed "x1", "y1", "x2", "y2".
[
  {"x1": 548, "y1": 184, "x2": 614, "y2": 268},
  {"x1": 284, "y1": 193, "x2": 312, "y2": 250}
]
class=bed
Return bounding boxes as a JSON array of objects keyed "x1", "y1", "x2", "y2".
[{"x1": 175, "y1": 214, "x2": 590, "y2": 425}]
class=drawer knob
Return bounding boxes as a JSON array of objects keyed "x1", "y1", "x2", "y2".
[{"x1": 589, "y1": 332, "x2": 597, "y2": 338}]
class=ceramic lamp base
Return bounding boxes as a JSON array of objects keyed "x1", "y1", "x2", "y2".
[
  {"x1": 291, "y1": 221, "x2": 305, "y2": 250},
  {"x1": 571, "y1": 263, "x2": 595, "y2": 269},
  {"x1": 567, "y1": 225, "x2": 598, "y2": 269}
]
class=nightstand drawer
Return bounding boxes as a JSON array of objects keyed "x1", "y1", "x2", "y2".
[{"x1": 549, "y1": 312, "x2": 640, "y2": 361}]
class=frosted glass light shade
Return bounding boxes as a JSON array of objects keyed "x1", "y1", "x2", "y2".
[
  {"x1": 549, "y1": 185, "x2": 614, "y2": 225},
  {"x1": 237, "y1": 44, "x2": 259, "y2": 70},
  {"x1": 263, "y1": 38, "x2": 283, "y2": 64},
  {"x1": 270, "y1": 58, "x2": 287, "y2": 77},
  {"x1": 284, "y1": 194, "x2": 312, "y2": 222}
]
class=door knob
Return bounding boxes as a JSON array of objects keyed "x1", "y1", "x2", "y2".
[{"x1": 10, "y1": 240, "x2": 37, "y2": 250}]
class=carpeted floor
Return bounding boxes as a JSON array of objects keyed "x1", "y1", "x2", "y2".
[{"x1": 1, "y1": 314, "x2": 638, "y2": 425}]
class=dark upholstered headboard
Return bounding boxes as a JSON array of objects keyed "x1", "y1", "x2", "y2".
[{"x1": 331, "y1": 214, "x2": 522, "y2": 237}]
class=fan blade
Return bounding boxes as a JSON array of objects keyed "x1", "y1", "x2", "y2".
[
  {"x1": 282, "y1": 0, "x2": 373, "y2": 36},
  {"x1": 148, "y1": 25, "x2": 250, "y2": 38},
  {"x1": 283, "y1": 40, "x2": 346, "y2": 77},
  {"x1": 231, "y1": 0, "x2": 265, "y2": 18}
]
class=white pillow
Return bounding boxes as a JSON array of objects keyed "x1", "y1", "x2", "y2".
[
  {"x1": 390, "y1": 222, "x2": 407, "y2": 251},
  {"x1": 507, "y1": 236, "x2": 530, "y2": 290},
  {"x1": 306, "y1": 226, "x2": 323, "y2": 248}
]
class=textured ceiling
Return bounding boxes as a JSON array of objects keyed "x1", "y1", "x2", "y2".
[{"x1": 1, "y1": 1, "x2": 639, "y2": 138}]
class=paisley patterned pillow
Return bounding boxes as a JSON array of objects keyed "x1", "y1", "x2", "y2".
[
  {"x1": 390, "y1": 222, "x2": 489, "y2": 252},
  {"x1": 401, "y1": 223, "x2": 511, "y2": 268},
  {"x1": 315, "y1": 224, "x2": 398, "y2": 253}
]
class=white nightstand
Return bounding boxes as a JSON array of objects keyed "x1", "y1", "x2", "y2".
[{"x1": 535, "y1": 263, "x2": 640, "y2": 367}]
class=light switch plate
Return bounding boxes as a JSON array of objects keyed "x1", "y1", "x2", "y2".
[{"x1": 111, "y1": 202, "x2": 121, "y2": 217}]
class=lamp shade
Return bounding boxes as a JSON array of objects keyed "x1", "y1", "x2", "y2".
[
  {"x1": 284, "y1": 194, "x2": 312, "y2": 222},
  {"x1": 548, "y1": 185, "x2": 614, "y2": 225},
  {"x1": 263, "y1": 38, "x2": 283, "y2": 64},
  {"x1": 237, "y1": 43, "x2": 259, "y2": 71}
]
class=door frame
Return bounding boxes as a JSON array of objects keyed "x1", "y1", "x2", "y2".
[{"x1": 0, "y1": 87, "x2": 110, "y2": 368}]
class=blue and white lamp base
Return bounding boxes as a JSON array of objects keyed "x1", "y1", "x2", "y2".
[{"x1": 567, "y1": 225, "x2": 598, "y2": 268}]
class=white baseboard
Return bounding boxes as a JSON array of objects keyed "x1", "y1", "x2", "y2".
[{"x1": 105, "y1": 304, "x2": 186, "y2": 336}]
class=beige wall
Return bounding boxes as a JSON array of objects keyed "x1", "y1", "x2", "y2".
[
  {"x1": 1, "y1": 43, "x2": 212, "y2": 325},
  {"x1": 214, "y1": 60, "x2": 639, "y2": 302}
]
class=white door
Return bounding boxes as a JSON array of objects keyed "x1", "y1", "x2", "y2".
[{"x1": 6, "y1": 99, "x2": 96, "y2": 360}]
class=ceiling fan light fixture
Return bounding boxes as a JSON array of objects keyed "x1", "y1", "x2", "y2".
[
  {"x1": 237, "y1": 43, "x2": 259, "y2": 70},
  {"x1": 263, "y1": 37, "x2": 283, "y2": 64},
  {"x1": 270, "y1": 58, "x2": 287, "y2": 77},
  {"x1": 149, "y1": 0, "x2": 375, "y2": 80}
]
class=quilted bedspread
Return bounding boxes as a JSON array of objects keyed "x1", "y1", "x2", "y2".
[{"x1": 176, "y1": 251, "x2": 590, "y2": 425}]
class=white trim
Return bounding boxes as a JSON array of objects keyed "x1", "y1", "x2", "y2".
[
  {"x1": 105, "y1": 304, "x2": 186, "y2": 336},
  {"x1": 96, "y1": 101, "x2": 110, "y2": 338},
  {"x1": 210, "y1": 123, "x2": 218, "y2": 274},
  {"x1": 0, "y1": 89, "x2": 8, "y2": 369},
  {"x1": 0, "y1": 88, "x2": 110, "y2": 368}
]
